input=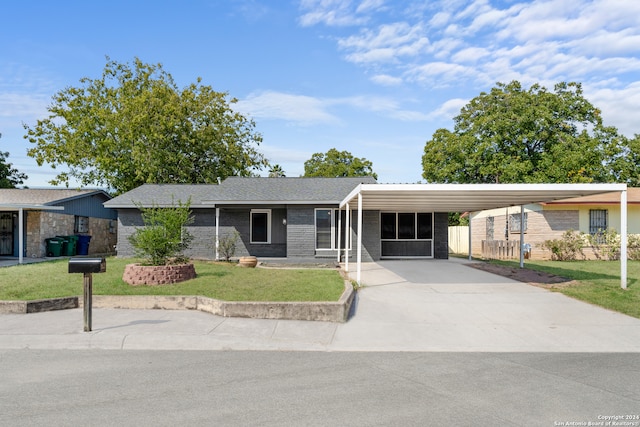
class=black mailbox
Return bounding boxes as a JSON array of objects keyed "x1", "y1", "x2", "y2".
[{"x1": 68, "y1": 257, "x2": 106, "y2": 274}]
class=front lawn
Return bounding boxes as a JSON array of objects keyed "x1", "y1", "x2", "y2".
[
  {"x1": 492, "y1": 259, "x2": 640, "y2": 319},
  {"x1": 0, "y1": 258, "x2": 346, "y2": 302}
]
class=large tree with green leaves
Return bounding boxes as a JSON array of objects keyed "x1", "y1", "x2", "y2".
[
  {"x1": 422, "y1": 81, "x2": 636, "y2": 184},
  {"x1": 0, "y1": 134, "x2": 28, "y2": 188},
  {"x1": 24, "y1": 57, "x2": 268, "y2": 194},
  {"x1": 303, "y1": 148, "x2": 378, "y2": 179}
]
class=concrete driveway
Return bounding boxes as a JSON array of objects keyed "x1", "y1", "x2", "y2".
[
  {"x1": 335, "y1": 257, "x2": 640, "y2": 352},
  {"x1": 2, "y1": 257, "x2": 640, "y2": 352}
]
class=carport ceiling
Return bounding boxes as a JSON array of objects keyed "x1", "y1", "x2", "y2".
[{"x1": 340, "y1": 183, "x2": 627, "y2": 212}]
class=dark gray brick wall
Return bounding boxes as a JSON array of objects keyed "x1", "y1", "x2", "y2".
[
  {"x1": 434, "y1": 212, "x2": 449, "y2": 259},
  {"x1": 286, "y1": 207, "x2": 316, "y2": 257},
  {"x1": 115, "y1": 208, "x2": 218, "y2": 259}
]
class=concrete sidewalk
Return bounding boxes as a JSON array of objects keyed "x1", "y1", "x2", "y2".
[{"x1": 2, "y1": 258, "x2": 640, "y2": 352}]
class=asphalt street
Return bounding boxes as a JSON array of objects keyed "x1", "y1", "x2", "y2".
[{"x1": 1, "y1": 350, "x2": 639, "y2": 426}]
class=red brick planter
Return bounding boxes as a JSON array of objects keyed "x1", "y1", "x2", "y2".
[{"x1": 123, "y1": 263, "x2": 196, "y2": 286}]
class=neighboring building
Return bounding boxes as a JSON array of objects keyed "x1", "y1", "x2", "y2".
[
  {"x1": 469, "y1": 188, "x2": 640, "y2": 260},
  {"x1": 104, "y1": 177, "x2": 451, "y2": 262},
  {"x1": 0, "y1": 189, "x2": 117, "y2": 258}
]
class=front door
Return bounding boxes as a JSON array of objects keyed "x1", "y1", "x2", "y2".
[{"x1": 0, "y1": 213, "x2": 13, "y2": 256}]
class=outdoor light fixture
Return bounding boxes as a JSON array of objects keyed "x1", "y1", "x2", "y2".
[{"x1": 282, "y1": 218, "x2": 287, "y2": 226}]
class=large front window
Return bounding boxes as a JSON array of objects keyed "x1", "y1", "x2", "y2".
[
  {"x1": 251, "y1": 209, "x2": 271, "y2": 244},
  {"x1": 380, "y1": 212, "x2": 434, "y2": 258},
  {"x1": 381, "y1": 212, "x2": 433, "y2": 240},
  {"x1": 315, "y1": 209, "x2": 351, "y2": 250}
]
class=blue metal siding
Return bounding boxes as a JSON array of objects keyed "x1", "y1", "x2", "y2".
[{"x1": 52, "y1": 194, "x2": 117, "y2": 219}]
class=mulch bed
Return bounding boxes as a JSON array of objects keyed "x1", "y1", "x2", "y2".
[{"x1": 468, "y1": 262, "x2": 579, "y2": 289}]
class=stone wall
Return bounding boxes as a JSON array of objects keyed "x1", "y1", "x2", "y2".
[{"x1": 27, "y1": 211, "x2": 117, "y2": 258}]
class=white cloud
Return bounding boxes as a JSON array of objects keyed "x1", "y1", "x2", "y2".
[
  {"x1": 338, "y1": 22, "x2": 430, "y2": 64},
  {"x1": 0, "y1": 93, "x2": 49, "y2": 119},
  {"x1": 235, "y1": 91, "x2": 339, "y2": 125},
  {"x1": 370, "y1": 74, "x2": 403, "y2": 86},
  {"x1": 429, "y1": 98, "x2": 468, "y2": 120},
  {"x1": 298, "y1": 0, "x2": 370, "y2": 27},
  {"x1": 586, "y1": 82, "x2": 640, "y2": 136}
]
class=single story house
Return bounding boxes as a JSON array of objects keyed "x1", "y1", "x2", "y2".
[
  {"x1": 469, "y1": 188, "x2": 640, "y2": 260},
  {"x1": 0, "y1": 189, "x2": 118, "y2": 262},
  {"x1": 104, "y1": 176, "x2": 450, "y2": 262},
  {"x1": 105, "y1": 178, "x2": 629, "y2": 287}
]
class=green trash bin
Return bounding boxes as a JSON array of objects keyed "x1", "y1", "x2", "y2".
[
  {"x1": 57, "y1": 235, "x2": 77, "y2": 256},
  {"x1": 45, "y1": 238, "x2": 63, "y2": 257},
  {"x1": 66, "y1": 235, "x2": 79, "y2": 255}
]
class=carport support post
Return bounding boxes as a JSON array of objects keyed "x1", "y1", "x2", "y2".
[
  {"x1": 344, "y1": 203, "x2": 350, "y2": 273},
  {"x1": 337, "y1": 206, "x2": 342, "y2": 264},
  {"x1": 356, "y1": 193, "x2": 362, "y2": 286},
  {"x1": 215, "y1": 207, "x2": 220, "y2": 261},
  {"x1": 621, "y1": 189, "x2": 627, "y2": 289},
  {"x1": 468, "y1": 214, "x2": 472, "y2": 261},
  {"x1": 519, "y1": 205, "x2": 525, "y2": 268}
]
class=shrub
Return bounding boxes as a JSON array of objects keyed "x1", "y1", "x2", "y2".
[
  {"x1": 217, "y1": 230, "x2": 240, "y2": 261},
  {"x1": 587, "y1": 228, "x2": 620, "y2": 261},
  {"x1": 628, "y1": 234, "x2": 640, "y2": 261},
  {"x1": 540, "y1": 230, "x2": 585, "y2": 261},
  {"x1": 128, "y1": 198, "x2": 194, "y2": 266}
]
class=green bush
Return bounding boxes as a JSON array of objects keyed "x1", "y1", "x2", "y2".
[
  {"x1": 128, "y1": 199, "x2": 194, "y2": 266},
  {"x1": 628, "y1": 234, "x2": 640, "y2": 261},
  {"x1": 587, "y1": 228, "x2": 620, "y2": 261},
  {"x1": 540, "y1": 230, "x2": 585, "y2": 261}
]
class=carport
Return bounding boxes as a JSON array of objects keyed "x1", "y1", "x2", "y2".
[
  {"x1": 339, "y1": 183, "x2": 629, "y2": 289},
  {"x1": 0, "y1": 204, "x2": 64, "y2": 264}
]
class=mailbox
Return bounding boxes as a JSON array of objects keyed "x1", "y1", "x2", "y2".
[{"x1": 68, "y1": 257, "x2": 106, "y2": 274}]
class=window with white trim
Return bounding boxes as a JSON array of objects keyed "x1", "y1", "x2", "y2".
[
  {"x1": 315, "y1": 209, "x2": 351, "y2": 250},
  {"x1": 250, "y1": 209, "x2": 271, "y2": 244}
]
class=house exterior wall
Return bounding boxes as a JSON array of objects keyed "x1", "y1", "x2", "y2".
[
  {"x1": 116, "y1": 208, "x2": 219, "y2": 259},
  {"x1": 434, "y1": 212, "x2": 449, "y2": 259},
  {"x1": 285, "y1": 206, "x2": 316, "y2": 258},
  {"x1": 26, "y1": 210, "x2": 117, "y2": 257}
]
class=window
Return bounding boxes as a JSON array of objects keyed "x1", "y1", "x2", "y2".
[
  {"x1": 75, "y1": 216, "x2": 89, "y2": 233},
  {"x1": 486, "y1": 217, "x2": 494, "y2": 240},
  {"x1": 316, "y1": 209, "x2": 332, "y2": 249},
  {"x1": 380, "y1": 213, "x2": 433, "y2": 240},
  {"x1": 510, "y1": 212, "x2": 528, "y2": 233},
  {"x1": 251, "y1": 210, "x2": 270, "y2": 244},
  {"x1": 315, "y1": 209, "x2": 352, "y2": 250},
  {"x1": 589, "y1": 209, "x2": 608, "y2": 243}
]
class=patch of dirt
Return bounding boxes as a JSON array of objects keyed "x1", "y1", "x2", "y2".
[{"x1": 468, "y1": 262, "x2": 579, "y2": 289}]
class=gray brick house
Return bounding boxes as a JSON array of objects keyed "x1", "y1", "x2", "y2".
[{"x1": 104, "y1": 177, "x2": 451, "y2": 262}]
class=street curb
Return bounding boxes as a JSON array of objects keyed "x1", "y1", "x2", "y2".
[{"x1": 0, "y1": 281, "x2": 355, "y2": 323}]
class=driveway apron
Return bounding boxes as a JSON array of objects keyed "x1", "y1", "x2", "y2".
[{"x1": 334, "y1": 257, "x2": 640, "y2": 352}]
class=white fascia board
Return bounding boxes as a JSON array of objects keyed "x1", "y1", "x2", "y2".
[
  {"x1": 0, "y1": 204, "x2": 65, "y2": 210},
  {"x1": 203, "y1": 200, "x2": 341, "y2": 205}
]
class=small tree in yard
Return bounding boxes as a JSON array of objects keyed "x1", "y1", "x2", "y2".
[
  {"x1": 128, "y1": 199, "x2": 194, "y2": 266},
  {"x1": 217, "y1": 230, "x2": 240, "y2": 261}
]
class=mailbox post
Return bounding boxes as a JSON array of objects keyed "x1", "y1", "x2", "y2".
[{"x1": 68, "y1": 258, "x2": 106, "y2": 332}]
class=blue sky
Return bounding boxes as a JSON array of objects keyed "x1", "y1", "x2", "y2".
[{"x1": 1, "y1": 0, "x2": 639, "y2": 188}]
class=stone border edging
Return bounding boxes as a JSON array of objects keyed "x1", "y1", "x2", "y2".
[{"x1": 0, "y1": 281, "x2": 355, "y2": 323}]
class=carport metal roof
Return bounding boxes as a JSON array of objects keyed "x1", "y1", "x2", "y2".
[
  {"x1": 340, "y1": 183, "x2": 627, "y2": 212},
  {"x1": 339, "y1": 183, "x2": 628, "y2": 289}
]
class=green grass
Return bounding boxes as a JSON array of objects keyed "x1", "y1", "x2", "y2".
[
  {"x1": 0, "y1": 258, "x2": 346, "y2": 302},
  {"x1": 491, "y1": 259, "x2": 640, "y2": 319}
]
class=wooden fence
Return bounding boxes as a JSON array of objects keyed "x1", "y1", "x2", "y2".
[{"x1": 481, "y1": 240, "x2": 520, "y2": 260}]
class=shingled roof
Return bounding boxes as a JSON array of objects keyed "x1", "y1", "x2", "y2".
[
  {"x1": 0, "y1": 188, "x2": 110, "y2": 208},
  {"x1": 104, "y1": 177, "x2": 377, "y2": 208}
]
